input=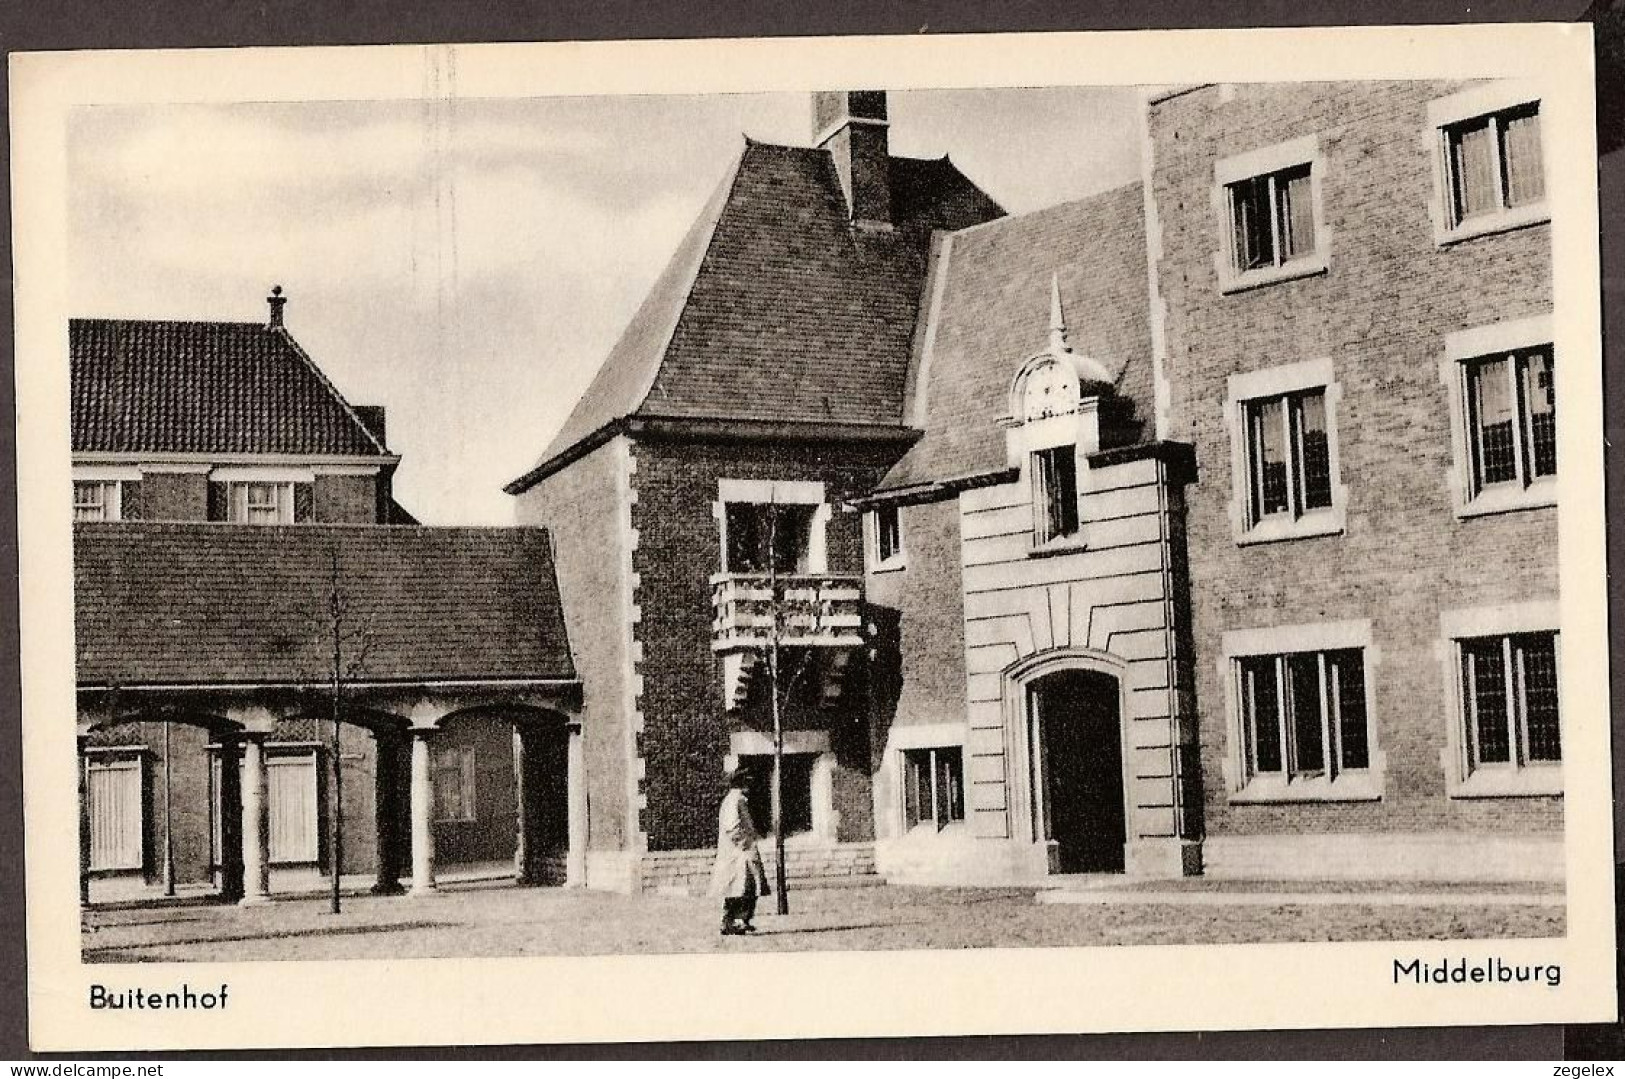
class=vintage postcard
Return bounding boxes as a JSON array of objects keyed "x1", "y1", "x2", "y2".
[{"x1": 11, "y1": 25, "x2": 1615, "y2": 1051}]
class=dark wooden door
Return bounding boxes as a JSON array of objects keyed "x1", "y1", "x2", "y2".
[{"x1": 1037, "y1": 669, "x2": 1126, "y2": 873}]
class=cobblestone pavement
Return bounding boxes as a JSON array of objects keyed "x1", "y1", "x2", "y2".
[{"x1": 80, "y1": 879, "x2": 1566, "y2": 962}]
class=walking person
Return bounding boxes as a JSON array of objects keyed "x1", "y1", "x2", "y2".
[{"x1": 710, "y1": 765, "x2": 769, "y2": 936}]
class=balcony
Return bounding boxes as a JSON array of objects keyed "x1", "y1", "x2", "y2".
[{"x1": 710, "y1": 571, "x2": 865, "y2": 710}]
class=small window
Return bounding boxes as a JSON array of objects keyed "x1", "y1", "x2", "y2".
[
  {"x1": 872, "y1": 505, "x2": 903, "y2": 567},
  {"x1": 740, "y1": 753, "x2": 814, "y2": 838},
  {"x1": 1460, "y1": 631, "x2": 1560, "y2": 773},
  {"x1": 724, "y1": 502, "x2": 816, "y2": 574},
  {"x1": 1237, "y1": 648, "x2": 1369, "y2": 785},
  {"x1": 432, "y1": 746, "x2": 477, "y2": 823},
  {"x1": 902, "y1": 746, "x2": 965, "y2": 831},
  {"x1": 1228, "y1": 163, "x2": 1316, "y2": 273},
  {"x1": 1444, "y1": 104, "x2": 1543, "y2": 228},
  {"x1": 1244, "y1": 389, "x2": 1333, "y2": 527},
  {"x1": 1464, "y1": 345, "x2": 1556, "y2": 496},
  {"x1": 73, "y1": 480, "x2": 120, "y2": 522},
  {"x1": 1032, "y1": 445, "x2": 1079, "y2": 544}
]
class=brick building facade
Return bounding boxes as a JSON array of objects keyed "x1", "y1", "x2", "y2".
[{"x1": 518, "y1": 80, "x2": 1563, "y2": 890}]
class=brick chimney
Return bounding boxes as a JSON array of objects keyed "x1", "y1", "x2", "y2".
[
  {"x1": 813, "y1": 91, "x2": 891, "y2": 231},
  {"x1": 266, "y1": 284, "x2": 287, "y2": 330}
]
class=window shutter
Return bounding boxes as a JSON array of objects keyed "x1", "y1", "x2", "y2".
[
  {"x1": 206, "y1": 481, "x2": 227, "y2": 521},
  {"x1": 120, "y1": 480, "x2": 142, "y2": 520},
  {"x1": 1502, "y1": 109, "x2": 1544, "y2": 206},
  {"x1": 293, "y1": 482, "x2": 314, "y2": 523}
]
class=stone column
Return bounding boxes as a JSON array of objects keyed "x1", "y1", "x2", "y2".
[
  {"x1": 217, "y1": 731, "x2": 244, "y2": 904},
  {"x1": 77, "y1": 736, "x2": 91, "y2": 907},
  {"x1": 370, "y1": 732, "x2": 404, "y2": 895},
  {"x1": 566, "y1": 721, "x2": 587, "y2": 888},
  {"x1": 512, "y1": 726, "x2": 536, "y2": 885},
  {"x1": 408, "y1": 728, "x2": 437, "y2": 896},
  {"x1": 239, "y1": 734, "x2": 271, "y2": 904}
]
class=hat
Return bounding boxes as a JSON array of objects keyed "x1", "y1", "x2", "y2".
[{"x1": 724, "y1": 765, "x2": 751, "y2": 788}]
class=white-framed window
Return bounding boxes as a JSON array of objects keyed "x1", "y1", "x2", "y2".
[
  {"x1": 1221, "y1": 620, "x2": 1381, "y2": 803},
  {"x1": 1225, "y1": 357, "x2": 1346, "y2": 544},
  {"x1": 1428, "y1": 82, "x2": 1547, "y2": 245},
  {"x1": 432, "y1": 745, "x2": 477, "y2": 823},
  {"x1": 234, "y1": 481, "x2": 294, "y2": 524},
  {"x1": 714, "y1": 479, "x2": 829, "y2": 575},
  {"x1": 73, "y1": 480, "x2": 121, "y2": 522},
  {"x1": 902, "y1": 746, "x2": 965, "y2": 832},
  {"x1": 1214, "y1": 134, "x2": 1328, "y2": 293},
  {"x1": 1439, "y1": 602, "x2": 1561, "y2": 798},
  {"x1": 1031, "y1": 444, "x2": 1080, "y2": 545},
  {"x1": 869, "y1": 503, "x2": 905, "y2": 571},
  {"x1": 1440, "y1": 315, "x2": 1556, "y2": 518},
  {"x1": 726, "y1": 729, "x2": 836, "y2": 842}
]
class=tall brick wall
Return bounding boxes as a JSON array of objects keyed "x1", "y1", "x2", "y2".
[
  {"x1": 1148, "y1": 81, "x2": 1560, "y2": 838},
  {"x1": 630, "y1": 435, "x2": 907, "y2": 852},
  {"x1": 514, "y1": 439, "x2": 631, "y2": 853}
]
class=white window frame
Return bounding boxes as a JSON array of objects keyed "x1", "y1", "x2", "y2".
[
  {"x1": 900, "y1": 745, "x2": 967, "y2": 834},
  {"x1": 1224, "y1": 357, "x2": 1347, "y2": 545},
  {"x1": 866, "y1": 503, "x2": 907, "y2": 572},
  {"x1": 432, "y1": 745, "x2": 478, "y2": 823},
  {"x1": 1427, "y1": 81, "x2": 1549, "y2": 246},
  {"x1": 725, "y1": 729, "x2": 836, "y2": 843},
  {"x1": 73, "y1": 479, "x2": 122, "y2": 522},
  {"x1": 1030, "y1": 443, "x2": 1083, "y2": 550},
  {"x1": 713, "y1": 479, "x2": 830, "y2": 575},
  {"x1": 1439, "y1": 315, "x2": 1556, "y2": 519},
  {"x1": 1438, "y1": 601, "x2": 1562, "y2": 798},
  {"x1": 1219, "y1": 620, "x2": 1383, "y2": 803},
  {"x1": 1213, "y1": 134, "x2": 1329, "y2": 294}
]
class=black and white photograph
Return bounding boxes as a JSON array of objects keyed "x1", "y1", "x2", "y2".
[{"x1": 11, "y1": 25, "x2": 1615, "y2": 1050}]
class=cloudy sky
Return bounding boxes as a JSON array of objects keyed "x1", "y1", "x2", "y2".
[{"x1": 68, "y1": 87, "x2": 1141, "y2": 524}]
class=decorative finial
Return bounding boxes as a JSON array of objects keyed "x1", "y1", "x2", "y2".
[{"x1": 1048, "y1": 273, "x2": 1070, "y2": 355}]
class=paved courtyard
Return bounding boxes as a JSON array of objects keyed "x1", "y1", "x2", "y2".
[{"x1": 81, "y1": 879, "x2": 1565, "y2": 962}]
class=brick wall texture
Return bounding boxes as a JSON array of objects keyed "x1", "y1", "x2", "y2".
[
  {"x1": 1149, "y1": 81, "x2": 1560, "y2": 837},
  {"x1": 630, "y1": 435, "x2": 908, "y2": 852}
]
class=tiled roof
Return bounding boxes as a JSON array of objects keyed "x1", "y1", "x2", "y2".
[
  {"x1": 70, "y1": 319, "x2": 390, "y2": 457},
  {"x1": 880, "y1": 183, "x2": 1155, "y2": 490},
  {"x1": 517, "y1": 141, "x2": 1003, "y2": 486},
  {"x1": 74, "y1": 523, "x2": 575, "y2": 686}
]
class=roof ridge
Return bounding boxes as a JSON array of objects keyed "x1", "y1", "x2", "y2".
[
  {"x1": 273, "y1": 326, "x2": 391, "y2": 456},
  {"x1": 624, "y1": 142, "x2": 748, "y2": 420}
]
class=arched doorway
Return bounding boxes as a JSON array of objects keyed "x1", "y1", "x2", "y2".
[{"x1": 1029, "y1": 668, "x2": 1127, "y2": 873}]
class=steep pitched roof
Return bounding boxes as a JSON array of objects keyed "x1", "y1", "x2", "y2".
[
  {"x1": 880, "y1": 182, "x2": 1155, "y2": 491},
  {"x1": 74, "y1": 523, "x2": 574, "y2": 686},
  {"x1": 70, "y1": 319, "x2": 390, "y2": 457},
  {"x1": 514, "y1": 141, "x2": 1002, "y2": 489}
]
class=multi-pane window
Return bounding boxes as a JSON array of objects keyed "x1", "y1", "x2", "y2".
[
  {"x1": 724, "y1": 502, "x2": 816, "y2": 574},
  {"x1": 902, "y1": 746, "x2": 965, "y2": 831},
  {"x1": 1244, "y1": 389, "x2": 1333, "y2": 526},
  {"x1": 1032, "y1": 445, "x2": 1079, "y2": 544},
  {"x1": 1228, "y1": 163, "x2": 1316, "y2": 272},
  {"x1": 1238, "y1": 648, "x2": 1369, "y2": 783},
  {"x1": 873, "y1": 504, "x2": 903, "y2": 565},
  {"x1": 432, "y1": 746, "x2": 477, "y2": 823},
  {"x1": 73, "y1": 480, "x2": 120, "y2": 522},
  {"x1": 1464, "y1": 345, "x2": 1556, "y2": 495},
  {"x1": 1460, "y1": 632, "x2": 1560, "y2": 772},
  {"x1": 1444, "y1": 104, "x2": 1543, "y2": 228}
]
